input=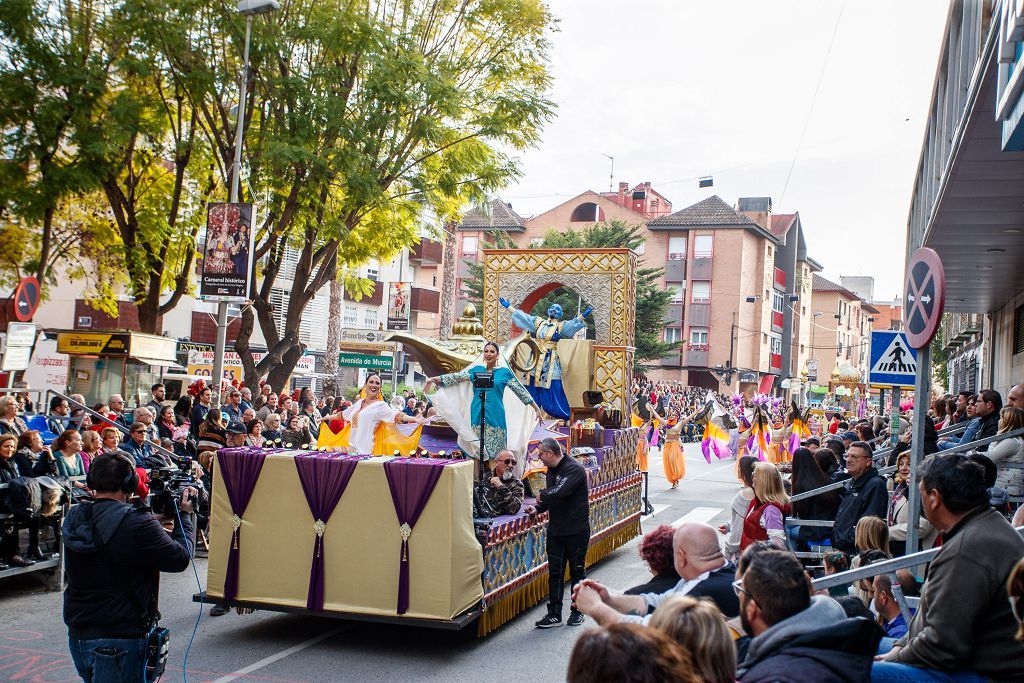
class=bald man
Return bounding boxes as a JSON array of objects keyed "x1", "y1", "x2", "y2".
[
  {"x1": 572, "y1": 522, "x2": 739, "y2": 625},
  {"x1": 1009, "y1": 383, "x2": 1024, "y2": 409}
]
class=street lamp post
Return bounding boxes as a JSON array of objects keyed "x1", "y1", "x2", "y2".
[{"x1": 210, "y1": 0, "x2": 280, "y2": 410}]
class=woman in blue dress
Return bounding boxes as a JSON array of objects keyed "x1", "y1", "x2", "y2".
[{"x1": 425, "y1": 342, "x2": 543, "y2": 460}]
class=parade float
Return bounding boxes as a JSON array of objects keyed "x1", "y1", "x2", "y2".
[{"x1": 197, "y1": 248, "x2": 644, "y2": 635}]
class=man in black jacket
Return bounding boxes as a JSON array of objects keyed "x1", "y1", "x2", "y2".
[
  {"x1": 737, "y1": 550, "x2": 881, "y2": 682},
  {"x1": 525, "y1": 437, "x2": 589, "y2": 628},
  {"x1": 63, "y1": 451, "x2": 195, "y2": 682},
  {"x1": 831, "y1": 441, "x2": 888, "y2": 553},
  {"x1": 973, "y1": 389, "x2": 1001, "y2": 451}
]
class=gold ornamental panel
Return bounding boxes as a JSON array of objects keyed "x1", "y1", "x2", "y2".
[
  {"x1": 593, "y1": 346, "x2": 633, "y2": 417},
  {"x1": 482, "y1": 249, "x2": 636, "y2": 348}
]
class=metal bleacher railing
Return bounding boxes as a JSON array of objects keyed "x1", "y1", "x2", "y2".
[
  {"x1": 810, "y1": 526, "x2": 1024, "y2": 626},
  {"x1": 783, "y1": 423, "x2": 1024, "y2": 561}
]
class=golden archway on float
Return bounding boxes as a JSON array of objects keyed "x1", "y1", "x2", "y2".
[{"x1": 481, "y1": 248, "x2": 636, "y2": 426}]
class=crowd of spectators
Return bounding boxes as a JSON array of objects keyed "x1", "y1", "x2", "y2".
[{"x1": 568, "y1": 382, "x2": 1024, "y2": 682}]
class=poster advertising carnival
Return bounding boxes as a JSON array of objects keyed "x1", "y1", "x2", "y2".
[
  {"x1": 387, "y1": 282, "x2": 411, "y2": 331},
  {"x1": 200, "y1": 202, "x2": 254, "y2": 301}
]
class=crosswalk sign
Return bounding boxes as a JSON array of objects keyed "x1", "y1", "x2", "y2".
[{"x1": 869, "y1": 331, "x2": 918, "y2": 388}]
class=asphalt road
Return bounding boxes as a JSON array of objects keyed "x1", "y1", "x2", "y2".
[{"x1": 0, "y1": 442, "x2": 741, "y2": 683}]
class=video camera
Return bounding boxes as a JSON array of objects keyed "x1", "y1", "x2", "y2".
[{"x1": 148, "y1": 456, "x2": 209, "y2": 517}]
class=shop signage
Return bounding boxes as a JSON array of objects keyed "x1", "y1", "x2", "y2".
[{"x1": 57, "y1": 332, "x2": 130, "y2": 355}]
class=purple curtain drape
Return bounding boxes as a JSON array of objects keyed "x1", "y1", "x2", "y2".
[
  {"x1": 294, "y1": 454, "x2": 363, "y2": 611},
  {"x1": 218, "y1": 449, "x2": 268, "y2": 601},
  {"x1": 383, "y1": 458, "x2": 452, "y2": 615}
]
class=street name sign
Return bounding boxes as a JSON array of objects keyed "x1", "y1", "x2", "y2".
[{"x1": 338, "y1": 352, "x2": 393, "y2": 370}]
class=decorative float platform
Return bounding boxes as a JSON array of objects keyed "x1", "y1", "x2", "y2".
[{"x1": 194, "y1": 426, "x2": 641, "y2": 636}]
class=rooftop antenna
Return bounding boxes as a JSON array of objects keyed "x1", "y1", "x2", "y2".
[{"x1": 600, "y1": 153, "x2": 614, "y2": 192}]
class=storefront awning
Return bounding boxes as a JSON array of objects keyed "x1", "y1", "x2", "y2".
[{"x1": 131, "y1": 356, "x2": 185, "y2": 370}]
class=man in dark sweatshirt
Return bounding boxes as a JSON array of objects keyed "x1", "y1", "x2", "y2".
[
  {"x1": 63, "y1": 451, "x2": 195, "y2": 683},
  {"x1": 525, "y1": 437, "x2": 589, "y2": 629},
  {"x1": 831, "y1": 440, "x2": 888, "y2": 553}
]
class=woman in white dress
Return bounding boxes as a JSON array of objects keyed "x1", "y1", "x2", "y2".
[{"x1": 342, "y1": 373, "x2": 423, "y2": 455}]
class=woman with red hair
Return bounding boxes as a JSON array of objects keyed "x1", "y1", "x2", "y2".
[{"x1": 624, "y1": 524, "x2": 681, "y2": 595}]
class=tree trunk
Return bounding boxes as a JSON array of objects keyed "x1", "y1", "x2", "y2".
[
  {"x1": 136, "y1": 295, "x2": 162, "y2": 334},
  {"x1": 438, "y1": 221, "x2": 457, "y2": 340},
  {"x1": 324, "y1": 271, "x2": 342, "y2": 396}
]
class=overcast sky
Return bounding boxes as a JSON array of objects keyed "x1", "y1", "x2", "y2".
[{"x1": 499, "y1": 0, "x2": 951, "y2": 301}]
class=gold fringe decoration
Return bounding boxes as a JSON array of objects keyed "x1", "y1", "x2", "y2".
[{"x1": 476, "y1": 517, "x2": 641, "y2": 637}]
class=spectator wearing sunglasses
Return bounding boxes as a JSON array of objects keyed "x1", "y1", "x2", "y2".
[{"x1": 484, "y1": 450, "x2": 524, "y2": 515}]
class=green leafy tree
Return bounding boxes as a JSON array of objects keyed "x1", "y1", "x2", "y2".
[
  {"x1": 0, "y1": 0, "x2": 111, "y2": 296},
  {"x1": 135, "y1": 0, "x2": 555, "y2": 390},
  {"x1": 464, "y1": 219, "x2": 679, "y2": 366}
]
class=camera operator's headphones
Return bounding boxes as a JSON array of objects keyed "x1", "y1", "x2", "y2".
[{"x1": 86, "y1": 451, "x2": 139, "y2": 495}]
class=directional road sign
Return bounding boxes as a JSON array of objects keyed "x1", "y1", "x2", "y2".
[
  {"x1": 12, "y1": 277, "x2": 40, "y2": 322},
  {"x1": 903, "y1": 248, "x2": 945, "y2": 348},
  {"x1": 868, "y1": 330, "x2": 918, "y2": 389}
]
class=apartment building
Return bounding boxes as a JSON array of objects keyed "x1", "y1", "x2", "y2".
[
  {"x1": 807, "y1": 274, "x2": 877, "y2": 391},
  {"x1": 450, "y1": 189, "x2": 823, "y2": 395}
]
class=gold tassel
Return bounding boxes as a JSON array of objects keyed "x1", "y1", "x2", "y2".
[
  {"x1": 233, "y1": 529, "x2": 239, "y2": 550},
  {"x1": 402, "y1": 541, "x2": 408, "y2": 562}
]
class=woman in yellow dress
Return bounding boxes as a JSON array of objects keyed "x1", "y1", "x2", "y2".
[{"x1": 662, "y1": 412, "x2": 686, "y2": 489}]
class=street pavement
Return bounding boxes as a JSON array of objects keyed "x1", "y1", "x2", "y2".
[{"x1": 0, "y1": 442, "x2": 742, "y2": 682}]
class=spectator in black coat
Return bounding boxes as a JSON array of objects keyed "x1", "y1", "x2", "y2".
[
  {"x1": 736, "y1": 550, "x2": 881, "y2": 683},
  {"x1": 973, "y1": 389, "x2": 1001, "y2": 451},
  {"x1": 831, "y1": 441, "x2": 889, "y2": 554},
  {"x1": 63, "y1": 452, "x2": 195, "y2": 681},
  {"x1": 525, "y1": 438, "x2": 590, "y2": 628}
]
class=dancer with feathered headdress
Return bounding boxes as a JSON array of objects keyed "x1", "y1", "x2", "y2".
[
  {"x1": 691, "y1": 391, "x2": 732, "y2": 464},
  {"x1": 746, "y1": 395, "x2": 771, "y2": 461},
  {"x1": 788, "y1": 401, "x2": 812, "y2": 455}
]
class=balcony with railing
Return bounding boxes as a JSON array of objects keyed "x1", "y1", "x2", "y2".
[
  {"x1": 773, "y1": 267, "x2": 786, "y2": 290},
  {"x1": 690, "y1": 257, "x2": 713, "y2": 280},
  {"x1": 940, "y1": 312, "x2": 984, "y2": 350},
  {"x1": 665, "y1": 258, "x2": 687, "y2": 282},
  {"x1": 689, "y1": 303, "x2": 710, "y2": 326},
  {"x1": 409, "y1": 238, "x2": 443, "y2": 264},
  {"x1": 686, "y1": 343, "x2": 709, "y2": 367},
  {"x1": 410, "y1": 286, "x2": 440, "y2": 313},
  {"x1": 344, "y1": 280, "x2": 384, "y2": 306}
]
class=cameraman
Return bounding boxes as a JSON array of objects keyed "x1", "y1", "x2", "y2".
[{"x1": 63, "y1": 451, "x2": 196, "y2": 682}]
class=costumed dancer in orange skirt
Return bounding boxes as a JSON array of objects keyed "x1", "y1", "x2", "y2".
[{"x1": 661, "y1": 412, "x2": 686, "y2": 489}]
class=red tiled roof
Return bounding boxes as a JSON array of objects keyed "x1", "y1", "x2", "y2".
[
  {"x1": 812, "y1": 274, "x2": 861, "y2": 300},
  {"x1": 771, "y1": 213, "x2": 797, "y2": 238}
]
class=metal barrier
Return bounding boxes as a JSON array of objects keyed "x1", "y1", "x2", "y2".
[
  {"x1": 0, "y1": 475, "x2": 86, "y2": 588},
  {"x1": 790, "y1": 425, "x2": 1023, "y2": 504},
  {"x1": 0, "y1": 387, "x2": 47, "y2": 414},
  {"x1": 810, "y1": 526, "x2": 1024, "y2": 626}
]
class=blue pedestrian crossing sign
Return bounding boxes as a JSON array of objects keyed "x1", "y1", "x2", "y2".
[{"x1": 868, "y1": 331, "x2": 918, "y2": 388}]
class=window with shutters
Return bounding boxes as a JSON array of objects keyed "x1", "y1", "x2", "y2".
[
  {"x1": 667, "y1": 236, "x2": 687, "y2": 260},
  {"x1": 691, "y1": 281, "x2": 711, "y2": 303}
]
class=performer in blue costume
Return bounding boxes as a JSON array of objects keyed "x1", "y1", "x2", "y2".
[
  {"x1": 499, "y1": 297, "x2": 592, "y2": 420},
  {"x1": 425, "y1": 342, "x2": 542, "y2": 460}
]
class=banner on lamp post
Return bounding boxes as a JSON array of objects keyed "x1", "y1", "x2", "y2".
[
  {"x1": 200, "y1": 202, "x2": 254, "y2": 302},
  {"x1": 387, "y1": 282, "x2": 411, "y2": 331}
]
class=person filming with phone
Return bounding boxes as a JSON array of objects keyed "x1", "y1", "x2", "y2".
[{"x1": 62, "y1": 451, "x2": 196, "y2": 682}]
